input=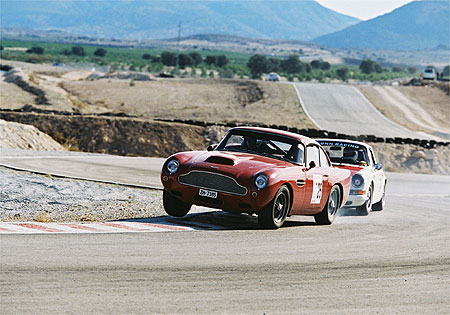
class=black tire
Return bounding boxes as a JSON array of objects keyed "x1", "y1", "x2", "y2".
[
  {"x1": 258, "y1": 186, "x2": 290, "y2": 229},
  {"x1": 314, "y1": 185, "x2": 341, "y2": 225},
  {"x1": 163, "y1": 190, "x2": 191, "y2": 217},
  {"x1": 357, "y1": 184, "x2": 373, "y2": 215},
  {"x1": 372, "y1": 182, "x2": 386, "y2": 211}
]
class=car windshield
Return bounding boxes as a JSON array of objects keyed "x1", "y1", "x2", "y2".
[
  {"x1": 317, "y1": 141, "x2": 369, "y2": 166},
  {"x1": 216, "y1": 130, "x2": 304, "y2": 164}
]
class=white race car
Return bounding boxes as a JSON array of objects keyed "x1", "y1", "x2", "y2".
[{"x1": 317, "y1": 139, "x2": 387, "y2": 215}]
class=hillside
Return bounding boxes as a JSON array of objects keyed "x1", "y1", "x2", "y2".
[
  {"x1": 0, "y1": 0, "x2": 359, "y2": 41},
  {"x1": 312, "y1": 0, "x2": 450, "y2": 50}
]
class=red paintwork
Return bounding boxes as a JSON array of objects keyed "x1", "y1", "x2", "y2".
[
  {"x1": 161, "y1": 127, "x2": 351, "y2": 216},
  {"x1": 334, "y1": 164, "x2": 364, "y2": 176}
]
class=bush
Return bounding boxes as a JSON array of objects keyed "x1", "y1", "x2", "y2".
[
  {"x1": 209, "y1": 71, "x2": 214, "y2": 78},
  {"x1": 219, "y1": 68, "x2": 234, "y2": 79},
  {"x1": 161, "y1": 51, "x2": 176, "y2": 66},
  {"x1": 142, "y1": 53, "x2": 151, "y2": 60},
  {"x1": 408, "y1": 66, "x2": 417, "y2": 74},
  {"x1": 205, "y1": 55, "x2": 217, "y2": 66},
  {"x1": 360, "y1": 59, "x2": 382, "y2": 74},
  {"x1": 216, "y1": 55, "x2": 229, "y2": 67},
  {"x1": 320, "y1": 61, "x2": 331, "y2": 70},
  {"x1": 336, "y1": 67, "x2": 349, "y2": 81},
  {"x1": 281, "y1": 54, "x2": 302, "y2": 74},
  {"x1": 310, "y1": 60, "x2": 321, "y2": 69},
  {"x1": 94, "y1": 48, "x2": 107, "y2": 57},
  {"x1": 71, "y1": 46, "x2": 85, "y2": 56},
  {"x1": 26, "y1": 47, "x2": 44, "y2": 54},
  {"x1": 178, "y1": 54, "x2": 192, "y2": 68},
  {"x1": 189, "y1": 52, "x2": 202, "y2": 66},
  {"x1": 392, "y1": 66, "x2": 403, "y2": 72},
  {"x1": 201, "y1": 67, "x2": 207, "y2": 77},
  {"x1": 247, "y1": 54, "x2": 267, "y2": 79}
]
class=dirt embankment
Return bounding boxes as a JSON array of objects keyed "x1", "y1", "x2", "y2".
[
  {"x1": 0, "y1": 119, "x2": 65, "y2": 151},
  {"x1": 0, "y1": 112, "x2": 207, "y2": 157}
]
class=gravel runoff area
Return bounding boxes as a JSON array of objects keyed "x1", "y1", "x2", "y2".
[{"x1": 0, "y1": 165, "x2": 165, "y2": 222}]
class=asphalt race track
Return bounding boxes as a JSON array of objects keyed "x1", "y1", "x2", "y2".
[
  {"x1": 293, "y1": 82, "x2": 441, "y2": 140},
  {"x1": 1, "y1": 155, "x2": 449, "y2": 314}
]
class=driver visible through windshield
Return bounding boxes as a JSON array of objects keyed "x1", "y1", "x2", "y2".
[
  {"x1": 318, "y1": 141, "x2": 369, "y2": 166},
  {"x1": 216, "y1": 130, "x2": 304, "y2": 164}
]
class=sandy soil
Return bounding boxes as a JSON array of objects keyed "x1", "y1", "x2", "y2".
[
  {"x1": 0, "y1": 79, "x2": 36, "y2": 108},
  {"x1": 358, "y1": 85, "x2": 450, "y2": 139},
  {"x1": 62, "y1": 78, "x2": 315, "y2": 128},
  {"x1": 0, "y1": 119, "x2": 64, "y2": 151}
]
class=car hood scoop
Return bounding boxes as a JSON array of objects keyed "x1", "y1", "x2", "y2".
[{"x1": 205, "y1": 155, "x2": 235, "y2": 166}]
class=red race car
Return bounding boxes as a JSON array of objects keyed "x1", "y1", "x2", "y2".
[{"x1": 161, "y1": 127, "x2": 351, "y2": 229}]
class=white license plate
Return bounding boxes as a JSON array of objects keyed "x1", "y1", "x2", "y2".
[{"x1": 199, "y1": 189, "x2": 218, "y2": 199}]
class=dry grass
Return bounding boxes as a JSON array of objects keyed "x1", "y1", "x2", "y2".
[
  {"x1": 62, "y1": 78, "x2": 315, "y2": 128},
  {"x1": 34, "y1": 211, "x2": 52, "y2": 222}
]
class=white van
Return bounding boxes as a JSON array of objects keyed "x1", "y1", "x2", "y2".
[{"x1": 422, "y1": 67, "x2": 435, "y2": 80}]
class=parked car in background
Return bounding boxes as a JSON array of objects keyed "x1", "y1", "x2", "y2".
[
  {"x1": 265, "y1": 72, "x2": 280, "y2": 81},
  {"x1": 316, "y1": 139, "x2": 387, "y2": 215},
  {"x1": 422, "y1": 67, "x2": 435, "y2": 80},
  {"x1": 161, "y1": 127, "x2": 351, "y2": 229}
]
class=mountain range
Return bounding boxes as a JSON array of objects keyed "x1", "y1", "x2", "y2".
[
  {"x1": 0, "y1": 0, "x2": 359, "y2": 41},
  {"x1": 313, "y1": 0, "x2": 450, "y2": 50}
]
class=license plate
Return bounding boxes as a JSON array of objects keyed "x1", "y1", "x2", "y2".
[{"x1": 199, "y1": 189, "x2": 218, "y2": 199}]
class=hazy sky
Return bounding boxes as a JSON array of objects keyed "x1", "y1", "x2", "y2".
[{"x1": 315, "y1": 0, "x2": 415, "y2": 20}]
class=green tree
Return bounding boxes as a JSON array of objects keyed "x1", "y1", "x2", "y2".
[
  {"x1": 392, "y1": 66, "x2": 403, "y2": 72},
  {"x1": 336, "y1": 67, "x2": 349, "y2": 81},
  {"x1": 205, "y1": 55, "x2": 217, "y2": 66},
  {"x1": 178, "y1": 54, "x2": 192, "y2": 68},
  {"x1": 407, "y1": 66, "x2": 416, "y2": 74},
  {"x1": 320, "y1": 61, "x2": 331, "y2": 70},
  {"x1": 161, "y1": 51, "x2": 176, "y2": 66},
  {"x1": 443, "y1": 65, "x2": 450, "y2": 77},
  {"x1": 281, "y1": 55, "x2": 302, "y2": 74},
  {"x1": 189, "y1": 52, "x2": 202, "y2": 66},
  {"x1": 94, "y1": 48, "x2": 107, "y2": 57},
  {"x1": 267, "y1": 58, "x2": 282, "y2": 73},
  {"x1": 247, "y1": 54, "x2": 268, "y2": 79},
  {"x1": 26, "y1": 47, "x2": 44, "y2": 54},
  {"x1": 360, "y1": 59, "x2": 382, "y2": 74},
  {"x1": 142, "y1": 53, "x2": 151, "y2": 60},
  {"x1": 71, "y1": 46, "x2": 85, "y2": 56},
  {"x1": 310, "y1": 60, "x2": 322, "y2": 69},
  {"x1": 216, "y1": 55, "x2": 229, "y2": 67}
]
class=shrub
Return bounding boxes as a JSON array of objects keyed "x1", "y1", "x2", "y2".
[
  {"x1": 189, "y1": 52, "x2": 202, "y2": 66},
  {"x1": 209, "y1": 71, "x2": 214, "y2": 78},
  {"x1": 205, "y1": 55, "x2": 216, "y2": 66},
  {"x1": 142, "y1": 53, "x2": 151, "y2": 60},
  {"x1": 161, "y1": 51, "x2": 176, "y2": 66},
  {"x1": 71, "y1": 46, "x2": 85, "y2": 56},
  {"x1": 94, "y1": 48, "x2": 107, "y2": 57},
  {"x1": 408, "y1": 66, "x2": 417, "y2": 74},
  {"x1": 247, "y1": 54, "x2": 267, "y2": 79},
  {"x1": 178, "y1": 54, "x2": 192, "y2": 68},
  {"x1": 336, "y1": 67, "x2": 349, "y2": 81},
  {"x1": 392, "y1": 66, "x2": 403, "y2": 72},
  {"x1": 216, "y1": 55, "x2": 229, "y2": 67},
  {"x1": 26, "y1": 47, "x2": 44, "y2": 54}
]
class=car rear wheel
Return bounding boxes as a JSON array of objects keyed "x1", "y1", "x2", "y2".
[
  {"x1": 314, "y1": 185, "x2": 340, "y2": 225},
  {"x1": 372, "y1": 182, "x2": 386, "y2": 211},
  {"x1": 258, "y1": 185, "x2": 290, "y2": 229},
  {"x1": 163, "y1": 190, "x2": 191, "y2": 217},
  {"x1": 357, "y1": 184, "x2": 373, "y2": 215}
]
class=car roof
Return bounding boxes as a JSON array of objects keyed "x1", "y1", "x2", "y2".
[
  {"x1": 231, "y1": 126, "x2": 318, "y2": 146},
  {"x1": 315, "y1": 138, "x2": 373, "y2": 149}
]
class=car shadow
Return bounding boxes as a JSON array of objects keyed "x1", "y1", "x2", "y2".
[
  {"x1": 122, "y1": 211, "x2": 318, "y2": 230},
  {"x1": 338, "y1": 207, "x2": 368, "y2": 217}
]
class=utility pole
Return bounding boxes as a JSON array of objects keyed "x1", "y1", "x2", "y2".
[{"x1": 175, "y1": 21, "x2": 181, "y2": 68}]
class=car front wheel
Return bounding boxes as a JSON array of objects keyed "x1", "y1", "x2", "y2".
[
  {"x1": 372, "y1": 182, "x2": 386, "y2": 211},
  {"x1": 357, "y1": 184, "x2": 373, "y2": 215},
  {"x1": 314, "y1": 185, "x2": 341, "y2": 225},
  {"x1": 163, "y1": 190, "x2": 191, "y2": 217},
  {"x1": 258, "y1": 185, "x2": 290, "y2": 229}
]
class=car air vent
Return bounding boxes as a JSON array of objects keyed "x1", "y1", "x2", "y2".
[{"x1": 205, "y1": 156, "x2": 234, "y2": 166}]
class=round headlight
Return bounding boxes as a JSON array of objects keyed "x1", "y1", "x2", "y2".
[
  {"x1": 167, "y1": 159, "x2": 179, "y2": 174},
  {"x1": 255, "y1": 174, "x2": 268, "y2": 189},
  {"x1": 352, "y1": 174, "x2": 364, "y2": 187}
]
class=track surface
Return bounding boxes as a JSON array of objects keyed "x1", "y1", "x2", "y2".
[
  {"x1": 1, "y1": 154, "x2": 449, "y2": 313},
  {"x1": 293, "y1": 82, "x2": 440, "y2": 140}
]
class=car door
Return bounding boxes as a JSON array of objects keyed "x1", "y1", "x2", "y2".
[{"x1": 303, "y1": 144, "x2": 326, "y2": 212}]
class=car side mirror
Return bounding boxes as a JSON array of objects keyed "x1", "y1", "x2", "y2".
[
  {"x1": 308, "y1": 161, "x2": 316, "y2": 169},
  {"x1": 207, "y1": 144, "x2": 217, "y2": 151},
  {"x1": 374, "y1": 163, "x2": 383, "y2": 170}
]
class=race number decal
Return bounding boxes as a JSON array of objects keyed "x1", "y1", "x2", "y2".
[{"x1": 311, "y1": 175, "x2": 323, "y2": 204}]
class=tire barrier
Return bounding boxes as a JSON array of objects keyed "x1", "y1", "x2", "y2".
[
  {"x1": 1, "y1": 110, "x2": 447, "y2": 150},
  {"x1": 153, "y1": 118, "x2": 449, "y2": 149}
]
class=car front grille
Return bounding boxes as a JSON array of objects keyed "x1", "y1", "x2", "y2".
[{"x1": 178, "y1": 171, "x2": 247, "y2": 196}]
